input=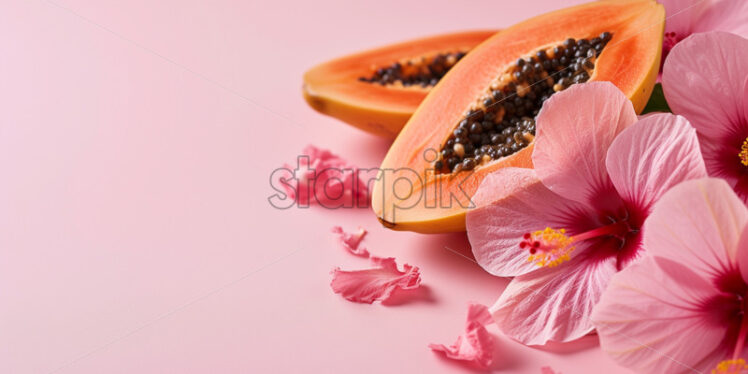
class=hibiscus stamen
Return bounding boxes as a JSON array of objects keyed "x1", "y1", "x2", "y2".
[
  {"x1": 662, "y1": 31, "x2": 680, "y2": 54},
  {"x1": 519, "y1": 221, "x2": 632, "y2": 267},
  {"x1": 712, "y1": 359, "x2": 748, "y2": 374},
  {"x1": 739, "y1": 138, "x2": 748, "y2": 166},
  {"x1": 519, "y1": 228, "x2": 575, "y2": 267}
]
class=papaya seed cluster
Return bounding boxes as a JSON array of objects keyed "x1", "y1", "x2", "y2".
[
  {"x1": 435, "y1": 32, "x2": 612, "y2": 174},
  {"x1": 359, "y1": 51, "x2": 467, "y2": 87}
]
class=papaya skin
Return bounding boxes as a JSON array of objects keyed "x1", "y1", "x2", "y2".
[
  {"x1": 302, "y1": 30, "x2": 498, "y2": 138},
  {"x1": 372, "y1": 0, "x2": 665, "y2": 233},
  {"x1": 302, "y1": 85, "x2": 411, "y2": 138}
]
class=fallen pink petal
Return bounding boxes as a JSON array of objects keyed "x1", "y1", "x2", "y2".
[
  {"x1": 330, "y1": 257, "x2": 421, "y2": 304},
  {"x1": 279, "y1": 145, "x2": 370, "y2": 207},
  {"x1": 429, "y1": 303, "x2": 494, "y2": 368},
  {"x1": 331, "y1": 226, "x2": 369, "y2": 257}
]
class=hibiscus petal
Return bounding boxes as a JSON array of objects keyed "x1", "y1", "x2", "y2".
[
  {"x1": 727, "y1": 76, "x2": 748, "y2": 203},
  {"x1": 281, "y1": 145, "x2": 370, "y2": 207},
  {"x1": 467, "y1": 168, "x2": 596, "y2": 277},
  {"x1": 592, "y1": 256, "x2": 726, "y2": 374},
  {"x1": 533, "y1": 82, "x2": 637, "y2": 206},
  {"x1": 429, "y1": 303, "x2": 494, "y2": 368},
  {"x1": 464, "y1": 302, "x2": 493, "y2": 326},
  {"x1": 663, "y1": 32, "x2": 748, "y2": 143},
  {"x1": 659, "y1": 0, "x2": 710, "y2": 36},
  {"x1": 330, "y1": 257, "x2": 421, "y2": 304},
  {"x1": 737, "y1": 224, "x2": 748, "y2": 283},
  {"x1": 540, "y1": 367, "x2": 560, "y2": 374},
  {"x1": 606, "y1": 113, "x2": 706, "y2": 213},
  {"x1": 645, "y1": 178, "x2": 748, "y2": 279},
  {"x1": 491, "y1": 253, "x2": 617, "y2": 345},
  {"x1": 744, "y1": 76, "x2": 748, "y2": 126},
  {"x1": 693, "y1": 0, "x2": 748, "y2": 38},
  {"x1": 331, "y1": 226, "x2": 369, "y2": 257}
]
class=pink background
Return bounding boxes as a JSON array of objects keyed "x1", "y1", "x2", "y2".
[{"x1": 0, "y1": 0, "x2": 637, "y2": 372}]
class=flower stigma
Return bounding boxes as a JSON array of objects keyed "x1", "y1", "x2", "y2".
[{"x1": 519, "y1": 228, "x2": 575, "y2": 267}]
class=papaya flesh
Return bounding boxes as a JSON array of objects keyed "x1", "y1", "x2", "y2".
[
  {"x1": 372, "y1": 0, "x2": 664, "y2": 233},
  {"x1": 302, "y1": 30, "x2": 496, "y2": 138}
]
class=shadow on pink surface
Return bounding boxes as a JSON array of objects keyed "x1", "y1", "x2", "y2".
[
  {"x1": 535, "y1": 334, "x2": 600, "y2": 355},
  {"x1": 430, "y1": 331, "x2": 524, "y2": 373},
  {"x1": 381, "y1": 284, "x2": 437, "y2": 306},
  {"x1": 419, "y1": 231, "x2": 477, "y2": 260}
]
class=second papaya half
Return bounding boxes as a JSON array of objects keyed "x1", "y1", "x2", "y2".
[
  {"x1": 372, "y1": 0, "x2": 664, "y2": 233},
  {"x1": 303, "y1": 30, "x2": 496, "y2": 137}
]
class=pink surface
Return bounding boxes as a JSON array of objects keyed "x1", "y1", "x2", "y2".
[{"x1": 0, "y1": 0, "x2": 635, "y2": 372}]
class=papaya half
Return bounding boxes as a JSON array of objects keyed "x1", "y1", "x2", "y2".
[
  {"x1": 372, "y1": 0, "x2": 664, "y2": 233},
  {"x1": 303, "y1": 30, "x2": 497, "y2": 138}
]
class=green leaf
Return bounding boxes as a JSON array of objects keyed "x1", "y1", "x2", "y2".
[{"x1": 641, "y1": 83, "x2": 671, "y2": 114}]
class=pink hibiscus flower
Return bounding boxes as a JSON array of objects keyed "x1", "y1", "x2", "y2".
[
  {"x1": 591, "y1": 178, "x2": 748, "y2": 374},
  {"x1": 659, "y1": 0, "x2": 748, "y2": 64},
  {"x1": 466, "y1": 82, "x2": 707, "y2": 345},
  {"x1": 662, "y1": 32, "x2": 748, "y2": 203}
]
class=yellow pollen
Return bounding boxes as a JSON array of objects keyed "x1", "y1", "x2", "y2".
[
  {"x1": 524, "y1": 227, "x2": 575, "y2": 268},
  {"x1": 740, "y1": 138, "x2": 748, "y2": 166},
  {"x1": 713, "y1": 359, "x2": 748, "y2": 374}
]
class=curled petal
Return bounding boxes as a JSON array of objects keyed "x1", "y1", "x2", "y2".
[
  {"x1": 429, "y1": 303, "x2": 494, "y2": 368},
  {"x1": 330, "y1": 257, "x2": 420, "y2": 304},
  {"x1": 331, "y1": 226, "x2": 369, "y2": 257},
  {"x1": 280, "y1": 145, "x2": 370, "y2": 207}
]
